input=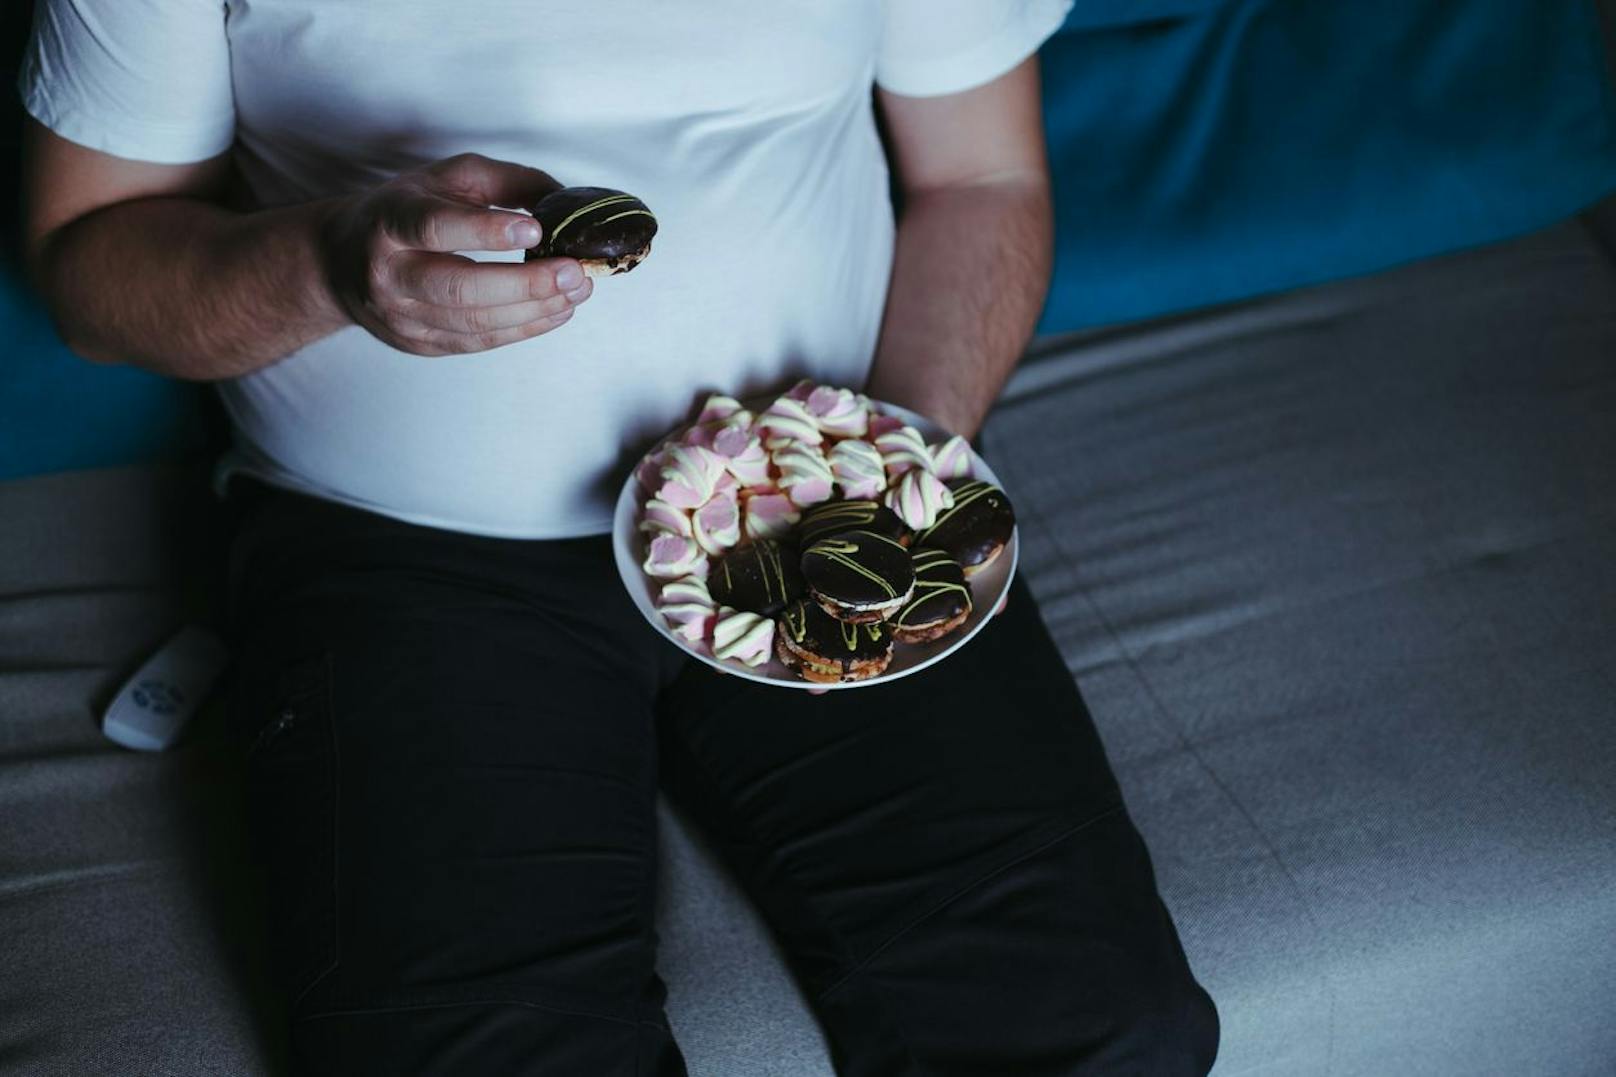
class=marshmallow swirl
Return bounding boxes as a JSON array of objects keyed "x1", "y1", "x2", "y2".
[
  {"x1": 711, "y1": 423, "x2": 771, "y2": 486},
  {"x1": 697, "y1": 394, "x2": 747, "y2": 424},
  {"x1": 692, "y1": 493, "x2": 741, "y2": 556},
  {"x1": 639, "y1": 497, "x2": 691, "y2": 538},
  {"x1": 657, "y1": 575, "x2": 715, "y2": 642},
  {"x1": 657, "y1": 445, "x2": 726, "y2": 509},
  {"x1": 643, "y1": 533, "x2": 708, "y2": 579},
  {"x1": 807, "y1": 385, "x2": 869, "y2": 439},
  {"x1": 773, "y1": 441, "x2": 835, "y2": 507},
  {"x1": 875, "y1": 425, "x2": 933, "y2": 479},
  {"x1": 929, "y1": 435, "x2": 974, "y2": 480},
  {"x1": 756, "y1": 397, "x2": 823, "y2": 448},
  {"x1": 884, "y1": 468, "x2": 955, "y2": 530},
  {"x1": 828, "y1": 439, "x2": 886, "y2": 500},
  {"x1": 712, "y1": 605, "x2": 775, "y2": 667},
  {"x1": 744, "y1": 493, "x2": 801, "y2": 541}
]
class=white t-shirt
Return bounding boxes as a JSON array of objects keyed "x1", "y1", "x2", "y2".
[{"x1": 21, "y1": 0, "x2": 1071, "y2": 538}]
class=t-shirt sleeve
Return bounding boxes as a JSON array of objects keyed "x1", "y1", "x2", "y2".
[
  {"x1": 877, "y1": 0, "x2": 1073, "y2": 98},
  {"x1": 18, "y1": 0, "x2": 234, "y2": 164}
]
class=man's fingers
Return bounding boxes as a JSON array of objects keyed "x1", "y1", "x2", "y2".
[
  {"x1": 403, "y1": 291, "x2": 581, "y2": 334},
  {"x1": 398, "y1": 306, "x2": 577, "y2": 355},
  {"x1": 388, "y1": 197, "x2": 541, "y2": 253},
  {"x1": 392, "y1": 252, "x2": 587, "y2": 306},
  {"x1": 426, "y1": 153, "x2": 564, "y2": 211},
  {"x1": 807, "y1": 686, "x2": 830, "y2": 696}
]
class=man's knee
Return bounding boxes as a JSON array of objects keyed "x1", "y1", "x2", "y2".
[{"x1": 1095, "y1": 969, "x2": 1220, "y2": 1077}]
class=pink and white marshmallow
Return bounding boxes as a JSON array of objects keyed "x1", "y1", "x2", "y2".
[
  {"x1": 692, "y1": 493, "x2": 741, "y2": 557},
  {"x1": 643, "y1": 533, "x2": 709, "y2": 580},
  {"x1": 929, "y1": 435, "x2": 974, "y2": 480},
  {"x1": 697, "y1": 394, "x2": 748, "y2": 425},
  {"x1": 680, "y1": 422, "x2": 718, "y2": 449},
  {"x1": 806, "y1": 385, "x2": 869, "y2": 439},
  {"x1": 711, "y1": 423, "x2": 771, "y2": 487},
  {"x1": 657, "y1": 575, "x2": 715, "y2": 643},
  {"x1": 639, "y1": 498, "x2": 692, "y2": 538},
  {"x1": 756, "y1": 397, "x2": 823, "y2": 448},
  {"x1": 744, "y1": 494, "x2": 800, "y2": 541},
  {"x1": 828, "y1": 439, "x2": 886, "y2": 500},
  {"x1": 783, "y1": 379, "x2": 818, "y2": 403},
  {"x1": 712, "y1": 606, "x2": 775, "y2": 668},
  {"x1": 875, "y1": 425, "x2": 933, "y2": 479},
  {"x1": 635, "y1": 446, "x2": 671, "y2": 492},
  {"x1": 884, "y1": 468, "x2": 956, "y2": 530},
  {"x1": 773, "y1": 442, "x2": 835, "y2": 507},
  {"x1": 656, "y1": 445, "x2": 727, "y2": 509},
  {"x1": 866, "y1": 412, "x2": 906, "y2": 439}
]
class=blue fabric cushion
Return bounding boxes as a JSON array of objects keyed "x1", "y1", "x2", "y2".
[
  {"x1": 0, "y1": 265, "x2": 207, "y2": 481},
  {"x1": 1037, "y1": 0, "x2": 1616, "y2": 330}
]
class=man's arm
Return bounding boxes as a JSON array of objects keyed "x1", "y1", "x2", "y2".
[
  {"x1": 866, "y1": 57, "x2": 1053, "y2": 438},
  {"x1": 21, "y1": 121, "x2": 591, "y2": 381}
]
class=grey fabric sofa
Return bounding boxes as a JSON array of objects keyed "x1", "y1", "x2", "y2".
[{"x1": 4, "y1": 213, "x2": 1614, "y2": 1076}]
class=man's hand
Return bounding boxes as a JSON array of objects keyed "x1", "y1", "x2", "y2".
[
  {"x1": 322, "y1": 153, "x2": 592, "y2": 356},
  {"x1": 23, "y1": 124, "x2": 593, "y2": 380}
]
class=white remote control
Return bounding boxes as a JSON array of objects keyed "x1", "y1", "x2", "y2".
[{"x1": 102, "y1": 624, "x2": 231, "y2": 751}]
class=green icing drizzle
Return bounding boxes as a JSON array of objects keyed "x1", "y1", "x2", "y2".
[
  {"x1": 548, "y1": 194, "x2": 640, "y2": 242},
  {"x1": 803, "y1": 501, "x2": 878, "y2": 531},
  {"x1": 598, "y1": 208, "x2": 656, "y2": 226},
  {"x1": 804, "y1": 537, "x2": 896, "y2": 597},
  {"x1": 758, "y1": 541, "x2": 786, "y2": 603},
  {"x1": 917, "y1": 481, "x2": 995, "y2": 542},
  {"x1": 783, "y1": 602, "x2": 808, "y2": 643},
  {"x1": 896, "y1": 549, "x2": 970, "y2": 627}
]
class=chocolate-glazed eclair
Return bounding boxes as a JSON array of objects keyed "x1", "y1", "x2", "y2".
[
  {"x1": 526, "y1": 186, "x2": 657, "y2": 276},
  {"x1": 912, "y1": 479, "x2": 1015, "y2": 577},
  {"x1": 795, "y1": 499, "x2": 911, "y2": 548},
  {"x1": 892, "y1": 548, "x2": 973, "y2": 643},
  {"x1": 800, "y1": 529, "x2": 914, "y2": 624},
  {"x1": 775, "y1": 599, "x2": 894, "y2": 684},
  {"x1": 709, "y1": 539, "x2": 802, "y2": 617}
]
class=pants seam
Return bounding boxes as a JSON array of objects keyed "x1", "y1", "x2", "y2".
[
  {"x1": 291, "y1": 650, "x2": 341, "y2": 1013},
  {"x1": 816, "y1": 801, "x2": 1127, "y2": 1003}
]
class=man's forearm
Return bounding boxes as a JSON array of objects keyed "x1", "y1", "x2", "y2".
[
  {"x1": 866, "y1": 177, "x2": 1053, "y2": 438},
  {"x1": 34, "y1": 196, "x2": 348, "y2": 381}
]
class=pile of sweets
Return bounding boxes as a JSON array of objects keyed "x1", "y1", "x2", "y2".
[{"x1": 638, "y1": 382, "x2": 1016, "y2": 683}]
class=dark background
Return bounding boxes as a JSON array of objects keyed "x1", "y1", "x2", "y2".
[{"x1": 3, "y1": 3, "x2": 31, "y2": 266}]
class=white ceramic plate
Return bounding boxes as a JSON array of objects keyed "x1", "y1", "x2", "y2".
[{"x1": 612, "y1": 400, "x2": 1019, "y2": 689}]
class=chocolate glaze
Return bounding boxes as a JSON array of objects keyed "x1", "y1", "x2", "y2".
[
  {"x1": 895, "y1": 548, "x2": 972, "y2": 631},
  {"x1": 709, "y1": 539, "x2": 802, "y2": 616},
  {"x1": 800, "y1": 529, "x2": 914, "y2": 610},
  {"x1": 527, "y1": 186, "x2": 657, "y2": 262},
  {"x1": 795, "y1": 499, "x2": 911, "y2": 548},
  {"x1": 913, "y1": 480, "x2": 1015, "y2": 571},
  {"x1": 777, "y1": 599, "x2": 893, "y2": 670}
]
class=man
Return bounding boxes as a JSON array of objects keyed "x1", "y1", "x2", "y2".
[{"x1": 20, "y1": 1, "x2": 1218, "y2": 1072}]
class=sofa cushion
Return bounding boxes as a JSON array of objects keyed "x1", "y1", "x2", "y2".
[
  {"x1": 1037, "y1": 0, "x2": 1616, "y2": 330},
  {"x1": 0, "y1": 268, "x2": 211, "y2": 483},
  {"x1": 0, "y1": 466, "x2": 279, "y2": 1075},
  {"x1": 990, "y1": 214, "x2": 1616, "y2": 1073}
]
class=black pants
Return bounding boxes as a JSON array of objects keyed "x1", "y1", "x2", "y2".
[{"x1": 224, "y1": 479, "x2": 1218, "y2": 1076}]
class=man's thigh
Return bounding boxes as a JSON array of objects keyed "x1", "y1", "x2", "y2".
[
  {"x1": 656, "y1": 575, "x2": 1217, "y2": 1076},
  {"x1": 227, "y1": 484, "x2": 685, "y2": 1076}
]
